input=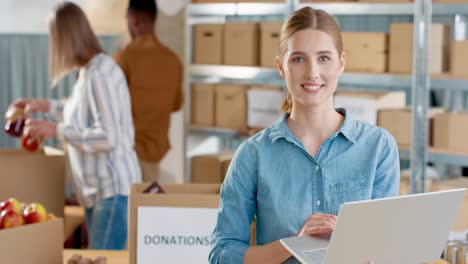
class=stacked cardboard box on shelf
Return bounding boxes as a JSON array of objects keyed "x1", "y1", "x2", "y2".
[
  {"x1": 193, "y1": 24, "x2": 224, "y2": 64},
  {"x1": 450, "y1": 40, "x2": 468, "y2": 77},
  {"x1": 191, "y1": 83, "x2": 216, "y2": 126},
  {"x1": 224, "y1": 23, "x2": 259, "y2": 66},
  {"x1": 215, "y1": 84, "x2": 248, "y2": 130},
  {"x1": 260, "y1": 22, "x2": 282, "y2": 68},
  {"x1": 377, "y1": 108, "x2": 445, "y2": 147},
  {"x1": 389, "y1": 23, "x2": 449, "y2": 74},
  {"x1": 191, "y1": 152, "x2": 234, "y2": 183},
  {"x1": 191, "y1": 84, "x2": 284, "y2": 131},
  {"x1": 334, "y1": 90, "x2": 406, "y2": 125},
  {"x1": 342, "y1": 32, "x2": 388, "y2": 73},
  {"x1": 433, "y1": 112, "x2": 468, "y2": 152}
]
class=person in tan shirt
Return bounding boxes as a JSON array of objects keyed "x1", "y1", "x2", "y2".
[{"x1": 114, "y1": 0, "x2": 183, "y2": 182}]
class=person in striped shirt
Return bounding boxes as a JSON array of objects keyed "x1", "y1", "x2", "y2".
[{"x1": 8, "y1": 2, "x2": 141, "y2": 250}]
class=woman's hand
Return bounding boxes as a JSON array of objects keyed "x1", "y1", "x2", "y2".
[
  {"x1": 296, "y1": 213, "x2": 337, "y2": 236},
  {"x1": 23, "y1": 118, "x2": 57, "y2": 142},
  {"x1": 10, "y1": 98, "x2": 49, "y2": 114}
]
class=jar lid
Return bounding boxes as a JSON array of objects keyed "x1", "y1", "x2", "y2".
[{"x1": 5, "y1": 107, "x2": 25, "y2": 121}]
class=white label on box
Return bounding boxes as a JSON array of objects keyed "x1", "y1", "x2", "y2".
[
  {"x1": 334, "y1": 96, "x2": 378, "y2": 125},
  {"x1": 137, "y1": 206, "x2": 218, "y2": 264},
  {"x1": 248, "y1": 89, "x2": 285, "y2": 128}
]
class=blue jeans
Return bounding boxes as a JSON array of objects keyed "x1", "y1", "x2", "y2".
[{"x1": 85, "y1": 195, "x2": 128, "y2": 249}]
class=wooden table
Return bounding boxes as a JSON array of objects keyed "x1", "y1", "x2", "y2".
[{"x1": 63, "y1": 250, "x2": 128, "y2": 264}]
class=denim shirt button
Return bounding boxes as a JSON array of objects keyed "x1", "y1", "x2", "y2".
[
  {"x1": 316, "y1": 200, "x2": 321, "y2": 206},
  {"x1": 315, "y1": 165, "x2": 320, "y2": 171}
]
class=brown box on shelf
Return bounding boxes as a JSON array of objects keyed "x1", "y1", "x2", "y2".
[
  {"x1": 215, "y1": 84, "x2": 248, "y2": 130},
  {"x1": 224, "y1": 23, "x2": 259, "y2": 66},
  {"x1": 378, "y1": 108, "x2": 444, "y2": 146},
  {"x1": 342, "y1": 32, "x2": 388, "y2": 73},
  {"x1": 191, "y1": 83, "x2": 216, "y2": 126},
  {"x1": 0, "y1": 219, "x2": 63, "y2": 263},
  {"x1": 194, "y1": 24, "x2": 224, "y2": 64},
  {"x1": 0, "y1": 148, "x2": 65, "y2": 217},
  {"x1": 260, "y1": 22, "x2": 282, "y2": 68},
  {"x1": 334, "y1": 90, "x2": 406, "y2": 125},
  {"x1": 433, "y1": 112, "x2": 468, "y2": 152},
  {"x1": 389, "y1": 23, "x2": 449, "y2": 74},
  {"x1": 430, "y1": 177, "x2": 468, "y2": 231},
  {"x1": 191, "y1": 152, "x2": 234, "y2": 183},
  {"x1": 450, "y1": 40, "x2": 468, "y2": 77}
]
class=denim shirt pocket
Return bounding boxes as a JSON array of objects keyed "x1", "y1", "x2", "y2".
[{"x1": 329, "y1": 181, "x2": 367, "y2": 215}]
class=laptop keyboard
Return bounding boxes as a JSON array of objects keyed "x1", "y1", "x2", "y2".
[{"x1": 302, "y1": 248, "x2": 326, "y2": 264}]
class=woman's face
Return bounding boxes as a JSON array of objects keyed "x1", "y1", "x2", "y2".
[{"x1": 277, "y1": 29, "x2": 345, "y2": 110}]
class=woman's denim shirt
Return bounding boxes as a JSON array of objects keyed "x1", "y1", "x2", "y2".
[{"x1": 209, "y1": 110, "x2": 400, "y2": 264}]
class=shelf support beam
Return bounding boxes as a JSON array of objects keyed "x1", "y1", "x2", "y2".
[{"x1": 410, "y1": 0, "x2": 432, "y2": 193}]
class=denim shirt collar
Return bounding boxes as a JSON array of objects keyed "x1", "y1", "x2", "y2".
[{"x1": 268, "y1": 108, "x2": 358, "y2": 144}]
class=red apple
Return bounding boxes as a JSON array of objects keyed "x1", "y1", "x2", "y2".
[
  {"x1": 23, "y1": 203, "x2": 47, "y2": 224},
  {"x1": 0, "y1": 209, "x2": 24, "y2": 229},
  {"x1": 0, "y1": 198, "x2": 21, "y2": 214},
  {"x1": 21, "y1": 135, "x2": 39, "y2": 152}
]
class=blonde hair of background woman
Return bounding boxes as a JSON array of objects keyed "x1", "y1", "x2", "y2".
[
  {"x1": 48, "y1": 2, "x2": 103, "y2": 86},
  {"x1": 278, "y1": 7, "x2": 343, "y2": 113}
]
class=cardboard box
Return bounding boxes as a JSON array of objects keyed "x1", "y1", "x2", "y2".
[
  {"x1": 0, "y1": 219, "x2": 63, "y2": 263},
  {"x1": 191, "y1": 152, "x2": 234, "y2": 183},
  {"x1": 215, "y1": 84, "x2": 247, "y2": 130},
  {"x1": 224, "y1": 23, "x2": 259, "y2": 66},
  {"x1": 450, "y1": 40, "x2": 468, "y2": 77},
  {"x1": 129, "y1": 184, "x2": 220, "y2": 264},
  {"x1": 342, "y1": 32, "x2": 388, "y2": 73},
  {"x1": 191, "y1": 83, "x2": 216, "y2": 126},
  {"x1": 260, "y1": 22, "x2": 282, "y2": 68},
  {"x1": 194, "y1": 24, "x2": 224, "y2": 65},
  {"x1": 247, "y1": 86, "x2": 285, "y2": 128},
  {"x1": 378, "y1": 108, "x2": 444, "y2": 146},
  {"x1": 430, "y1": 177, "x2": 468, "y2": 231},
  {"x1": 433, "y1": 112, "x2": 468, "y2": 152},
  {"x1": 334, "y1": 91, "x2": 406, "y2": 125},
  {"x1": 0, "y1": 148, "x2": 65, "y2": 217},
  {"x1": 389, "y1": 23, "x2": 449, "y2": 74}
]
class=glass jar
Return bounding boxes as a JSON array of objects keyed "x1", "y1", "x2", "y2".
[{"x1": 4, "y1": 107, "x2": 26, "y2": 137}]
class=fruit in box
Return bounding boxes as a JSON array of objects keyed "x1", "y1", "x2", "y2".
[
  {"x1": 0, "y1": 198, "x2": 21, "y2": 214},
  {"x1": 23, "y1": 202, "x2": 48, "y2": 224},
  {"x1": 0, "y1": 209, "x2": 25, "y2": 229}
]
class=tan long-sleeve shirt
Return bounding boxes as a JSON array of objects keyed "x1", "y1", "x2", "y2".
[{"x1": 114, "y1": 34, "x2": 183, "y2": 162}]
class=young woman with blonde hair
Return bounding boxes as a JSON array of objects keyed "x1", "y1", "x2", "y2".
[
  {"x1": 9, "y1": 2, "x2": 141, "y2": 249},
  {"x1": 209, "y1": 7, "x2": 399, "y2": 263}
]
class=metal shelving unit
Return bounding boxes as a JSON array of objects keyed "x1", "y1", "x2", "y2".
[{"x1": 184, "y1": 1, "x2": 468, "y2": 184}]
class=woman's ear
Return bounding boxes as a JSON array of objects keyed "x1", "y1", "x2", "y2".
[
  {"x1": 276, "y1": 56, "x2": 285, "y2": 78},
  {"x1": 339, "y1": 52, "x2": 346, "y2": 74}
]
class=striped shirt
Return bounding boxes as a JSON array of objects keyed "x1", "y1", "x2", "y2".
[{"x1": 49, "y1": 53, "x2": 142, "y2": 208}]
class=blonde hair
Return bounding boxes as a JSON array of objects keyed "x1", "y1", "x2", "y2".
[
  {"x1": 48, "y1": 2, "x2": 102, "y2": 86},
  {"x1": 279, "y1": 7, "x2": 343, "y2": 113}
]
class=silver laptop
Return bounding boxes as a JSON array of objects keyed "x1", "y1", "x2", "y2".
[{"x1": 280, "y1": 189, "x2": 466, "y2": 264}]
